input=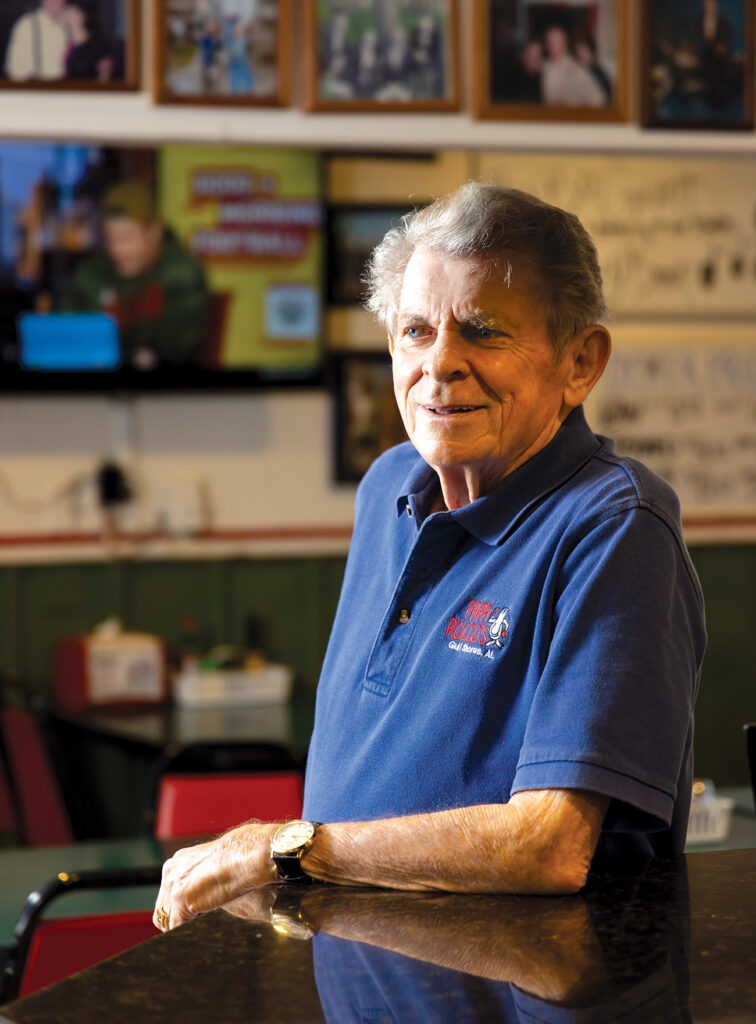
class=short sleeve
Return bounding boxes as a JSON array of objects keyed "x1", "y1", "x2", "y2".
[{"x1": 511, "y1": 506, "x2": 706, "y2": 834}]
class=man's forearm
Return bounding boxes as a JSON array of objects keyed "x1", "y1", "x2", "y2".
[
  {"x1": 153, "y1": 789, "x2": 608, "y2": 931},
  {"x1": 302, "y1": 789, "x2": 608, "y2": 895}
]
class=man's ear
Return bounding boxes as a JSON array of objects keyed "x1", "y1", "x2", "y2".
[
  {"x1": 388, "y1": 332, "x2": 395, "y2": 356},
  {"x1": 562, "y1": 326, "x2": 611, "y2": 409}
]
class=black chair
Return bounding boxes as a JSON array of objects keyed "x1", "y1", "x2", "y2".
[
  {"x1": 744, "y1": 723, "x2": 756, "y2": 813},
  {"x1": 0, "y1": 866, "x2": 162, "y2": 1004}
]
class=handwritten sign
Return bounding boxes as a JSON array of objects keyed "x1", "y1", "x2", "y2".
[
  {"x1": 478, "y1": 152, "x2": 756, "y2": 315},
  {"x1": 591, "y1": 347, "x2": 756, "y2": 512}
]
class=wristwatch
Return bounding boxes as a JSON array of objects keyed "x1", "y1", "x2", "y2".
[
  {"x1": 270, "y1": 886, "x2": 317, "y2": 940},
  {"x1": 270, "y1": 819, "x2": 322, "y2": 881}
]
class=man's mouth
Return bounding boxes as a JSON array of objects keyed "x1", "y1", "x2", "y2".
[{"x1": 423, "y1": 405, "x2": 480, "y2": 415}]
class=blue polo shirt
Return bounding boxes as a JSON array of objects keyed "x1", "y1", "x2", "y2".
[{"x1": 303, "y1": 406, "x2": 706, "y2": 856}]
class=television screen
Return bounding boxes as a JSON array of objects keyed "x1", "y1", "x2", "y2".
[{"x1": 0, "y1": 140, "x2": 323, "y2": 391}]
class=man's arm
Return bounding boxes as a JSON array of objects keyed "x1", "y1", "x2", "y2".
[
  {"x1": 153, "y1": 788, "x2": 608, "y2": 930},
  {"x1": 303, "y1": 789, "x2": 608, "y2": 893}
]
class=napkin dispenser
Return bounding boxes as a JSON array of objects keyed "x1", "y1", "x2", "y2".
[{"x1": 54, "y1": 621, "x2": 168, "y2": 711}]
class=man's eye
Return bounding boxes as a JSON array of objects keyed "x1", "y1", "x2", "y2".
[{"x1": 405, "y1": 326, "x2": 426, "y2": 338}]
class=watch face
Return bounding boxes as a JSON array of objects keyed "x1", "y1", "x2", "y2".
[
  {"x1": 271, "y1": 820, "x2": 316, "y2": 855},
  {"x1": 270, "y1": 914, "x2": 315, "y2": 940}
]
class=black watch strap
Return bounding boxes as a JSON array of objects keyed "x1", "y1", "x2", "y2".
[{"x1": 273, "y1": 851, "x2": 314, "y2": 882}]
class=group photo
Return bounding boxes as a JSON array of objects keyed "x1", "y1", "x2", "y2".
[{"x1": 157, "y1": 0, "x2": 284, "y2": 102}]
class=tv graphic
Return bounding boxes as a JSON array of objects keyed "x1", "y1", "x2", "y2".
[{"x1": 0, "y1": 140, "x2": 322, "y2": 388}]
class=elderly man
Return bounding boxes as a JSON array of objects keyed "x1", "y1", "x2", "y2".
[{"x1": 154, "y1": 184, "x2": 705, "y2": 931}]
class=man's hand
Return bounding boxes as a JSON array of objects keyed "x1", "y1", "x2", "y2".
[{"x1": 153, "y1": 820, "x2": 279, "y2": 931}]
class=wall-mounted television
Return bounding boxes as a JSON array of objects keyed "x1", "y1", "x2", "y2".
[{"x1": 0, "y1": 140, "x2": 323, "y2": 392}]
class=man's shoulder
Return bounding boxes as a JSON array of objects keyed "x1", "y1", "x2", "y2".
[
  {"x1": 70, "y1": 251, "x2": 116, "y2": 290},
  {"x1": 158, "y1": 230, "x2": 208, "y2": 283},
  {"x1": 577, "y1": 436, "x2": 683, "y2": 532}
]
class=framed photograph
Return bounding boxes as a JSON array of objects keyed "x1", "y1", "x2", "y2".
[
  {"x1": 154, "y1": 0, "x2": 290, "y2": 106},
  {"x1": 331, "y1": 352, "x2": 407, "y2": 482},
  {"x1": 641, "y1": 0, "x2": 753, "y2": 129},
  {"x1": 0, "y1": 0, "x2": 139, "y2": 90},
  {"x1": 326, "y1": 204, "x2": 416, "y2": 306},
  {"x1": 304, "y1": 0, "x2": 459, "y2": 112},
  {"x1": 471, "y1": 0, "x2": 628, "y2": 122}
]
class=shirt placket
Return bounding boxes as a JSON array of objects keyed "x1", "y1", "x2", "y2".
[{"x1": 363, "y1": 515, "x2": 462, "y2": 698}]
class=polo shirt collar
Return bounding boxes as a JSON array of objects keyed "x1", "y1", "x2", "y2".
[{"x1": 395, "y1": 405, "x2": 602, "y2": 545}]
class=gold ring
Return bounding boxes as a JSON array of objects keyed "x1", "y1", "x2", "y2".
[{"x1": 156, "y1": 906, "x2": 170, "y2": 930}]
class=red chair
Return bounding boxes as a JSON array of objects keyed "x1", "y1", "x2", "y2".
[
  {"x1": 0, "y1": 751, "x2": 19, "y2": 840},
  {"x1": 1, "y1": 866, "x2": 162, "y2": 1003},
  {"x1": 146, "y1": 742, "x2": 305, "y2": 840},
  {"x1": 0, "y1": 706, "x2": 74, "y2": 846},
  {"x1": 154, "y1": 771, "x2": 304, "y2": 839}
]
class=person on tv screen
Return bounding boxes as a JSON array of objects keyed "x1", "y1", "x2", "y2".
[
  {"x1": 62, "y1": 181, "x2": 211, "y2": 369},
  {"x1": 5, "y1": 0, "x2": 68, "y2": 80}
]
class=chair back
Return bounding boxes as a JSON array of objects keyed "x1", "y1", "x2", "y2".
[
  {"x1": 1, "y1": 866, "x2": 162, "y2": 1003},
  {"x1": 0, "y1": 706, "x2": 74, "y2": 846},
  {"x1": 745, "y1": 723, "x2": 756, "y2": 812},
  {"x1": 154, "y1": 770, "x2": 304, "y2": 839},
  {"x1": 145, "y1": 741, "x2": 305, "y2": 839},
  {"x1": 0, "y1": 749, "x2": 19, "y2": 839},
  {"x1": 17, "y1": 911, "x2": 157, "y2": 998}
]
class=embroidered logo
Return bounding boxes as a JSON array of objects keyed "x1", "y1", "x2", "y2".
[
  {"x1": 444, "y1": 599, "x2": 510, "y2": 658},
  {"x1": 486, "y1": 607, "x2": 510, "y2": 649}
]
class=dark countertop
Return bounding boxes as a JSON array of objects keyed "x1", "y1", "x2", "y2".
[{"x1": 2, "y1": 849, "x2": 755, "y2": 1023}]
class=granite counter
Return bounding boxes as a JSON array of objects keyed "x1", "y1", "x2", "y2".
[{"x1": 1, "y1": 849, "x2": 754, "y2": 1023}]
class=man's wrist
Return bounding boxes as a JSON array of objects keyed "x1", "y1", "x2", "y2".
[{"x1": 270, "y1": 820, "x2": 323, "y2": 882}]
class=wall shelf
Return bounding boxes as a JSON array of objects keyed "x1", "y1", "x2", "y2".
[{"x1": 3, "y1": 89, "x2": 756, "y2": 156}]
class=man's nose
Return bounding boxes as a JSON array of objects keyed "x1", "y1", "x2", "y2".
[{"x1": 422, "y1": 328, "x2": 468, "y2": 382}]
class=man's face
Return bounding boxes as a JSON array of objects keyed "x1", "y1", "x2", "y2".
[
  {"x1": 390, "y1": 248, "x2": 577, "y2": 494},
  {"x1": 103, "y1": 218, "x2": 162, "y2": 279},
  {"x1": 545, "y1": 27, "x2": 569, "y2": 60},
  {"x1": 43, "y1": 0, "x2": 67, "y2": 19}
]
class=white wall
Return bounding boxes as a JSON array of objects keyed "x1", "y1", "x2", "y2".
[{"x1": 0, "y1": 389, "x2": 358, "y2": 562}]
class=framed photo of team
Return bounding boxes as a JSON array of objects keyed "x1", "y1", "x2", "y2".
[
  {"x1": 0, "y1": 0, "x2": 139, "y2": 90},
  {"x1": 304, "y1": 0, "x2": 459, "y2": 112}
]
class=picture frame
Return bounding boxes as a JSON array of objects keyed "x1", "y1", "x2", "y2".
[
  {"x1": 326, "y1": 203, "x2": 417, "y2": 306},
  {"x1": 331, "y1": 351, "x2": 407, "y2": 483},
  {"x1": 304, "y1": 0, "x2": 459, "y2": 113},
  {"x1": 0, "y1": 0, "x2": 139, "y2": 91},
  {"x1": 153, "y1": 0, "x2": 291, "y2": 107},
  {"x1": 471, "y1": 0, "x2": 628, "y2": 122},
  {"x1": 640, "y1": 0, "x2": 754, "y2": 130}
]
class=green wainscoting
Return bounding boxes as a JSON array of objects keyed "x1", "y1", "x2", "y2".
[
  {"x1": 0, "y1": 547, "x2": 754, "y2": 792},
  {"x1": 0, "y1": 557, "x2": 347, "y2": 700}
]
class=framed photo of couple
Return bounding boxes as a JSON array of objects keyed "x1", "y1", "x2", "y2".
[
  {"x1": 0, "y1": 0, "x2": 139, "y2": 90},
  {"x1": 153, "y1": 0, "x2": 290, "y2": 107},
  {"x1": 471, "y1": 0, "x2": 628, "y2": 122}
]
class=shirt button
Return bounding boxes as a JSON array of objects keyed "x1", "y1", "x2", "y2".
[{"x1": 397, "y1": 608, "x2": 411, "y2": 624}]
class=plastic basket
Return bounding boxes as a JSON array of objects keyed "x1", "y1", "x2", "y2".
[{"x1": 686, "y1": 795, "x2": 735, "y2": 844}]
